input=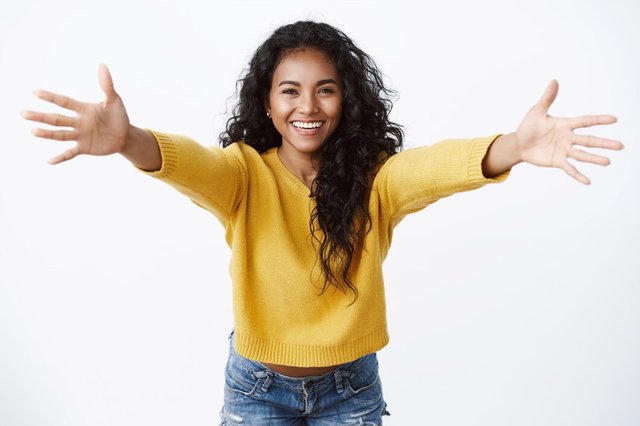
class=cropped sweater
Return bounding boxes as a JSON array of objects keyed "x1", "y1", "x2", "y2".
[{"x1": 141, "y1": 130, "x2": 509, "y2": 367}]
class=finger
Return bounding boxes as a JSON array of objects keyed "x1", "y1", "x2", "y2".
[
  {"x1": 98, "y1": 63, "x2": 118, "y2": 102},
  {"x1": 568, "y1": 148, "x2": 610, "y2": 166},
  {"x1": 31, "y1": 127, "x2": 78, "y2": 141},
  {"x1": 33, "y1": 89, "x2": 83, "y2": 112},
  {"x1": 534, "y1": 79, "x2": 559, "y2": 114},
  {"x1": 48, "y1": 146, "x2": 81, "y2": 165},
  {"x1": 561, "y1": 160, "x2": 590, "y2": 185},
  {"x1": 570, "y1": 114, "x2": 617, "y2": 129},
  {"x1": 21, "y1": 110, "x2": 77, "y2": 128},
  {"x1": 573, "y1": 134, "x2": 624, "y2": 150}
]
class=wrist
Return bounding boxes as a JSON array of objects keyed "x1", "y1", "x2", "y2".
[
  {"x1": 482, "y1": 132, "x2": 523, "y2": 178},
  {"x1": 497, "y1": 132, "x2": 524, "y2": 165},
  {"x1": 120, "y1": 124, "x2": 140, "y2": 156},
  {"x1": 119, "y1": 125, "x2": 162, "y2": 171}
]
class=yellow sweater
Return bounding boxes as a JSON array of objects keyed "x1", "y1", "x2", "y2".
[{"x1": 142, "y1": 130, "x2": 509, "y2": 367}]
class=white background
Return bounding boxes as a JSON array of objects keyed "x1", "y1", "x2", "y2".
[{"x1": 1, "y1": 0, "x2": 639, "y2": 425}]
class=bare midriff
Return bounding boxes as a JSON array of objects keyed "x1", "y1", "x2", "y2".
[{"x1": 262, "y1": 362, "x2": 341, "y2": 378}]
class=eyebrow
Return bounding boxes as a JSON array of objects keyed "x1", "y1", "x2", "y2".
[{"x1": 278, "y1": 79, "x2": 339, "y2": 87}]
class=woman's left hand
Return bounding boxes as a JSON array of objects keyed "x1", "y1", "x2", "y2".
[{"x1": 515, "y1": 79, "x2": 623, "y2": 184}]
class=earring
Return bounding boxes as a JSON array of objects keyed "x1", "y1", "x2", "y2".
[{"x1": 266, "y1": 111, "x2": 272, "y2": 118}]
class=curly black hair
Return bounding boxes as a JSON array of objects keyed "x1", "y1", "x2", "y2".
[{"x1": 220, "y1": 21, "x2": 404, "y2": 302}]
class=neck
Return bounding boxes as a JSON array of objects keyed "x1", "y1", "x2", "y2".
[{"x1": 277, "y1": 146, "x2": 321, "y2": 190}]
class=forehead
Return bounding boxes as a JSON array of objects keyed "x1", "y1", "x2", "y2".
[{"x1": 272, "y1": 48, "x2": 339, "y2": 82}]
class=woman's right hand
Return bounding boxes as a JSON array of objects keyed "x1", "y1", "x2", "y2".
[{"x1": 22, "y1": 63, "x2": 131, "y2": 165}]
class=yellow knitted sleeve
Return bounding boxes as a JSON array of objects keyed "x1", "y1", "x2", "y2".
[
  {"x1": 374, "y1": 135, "x2": 509, "y2": 221},
  {"x1": 138, "y1": 130, "x2": 247, "y2": 224}
]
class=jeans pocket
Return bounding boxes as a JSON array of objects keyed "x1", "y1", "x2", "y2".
[
  {"x1": 224, "y1": 359, "x2": 264, "y2": 398},
  {"x1": 342, "y1": 354, "x2": 383, "y2": 404},
  {"x1": 345, "y1": 373, "x2": 382, "y2": 403}
]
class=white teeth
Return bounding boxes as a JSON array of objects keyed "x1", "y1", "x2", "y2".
[{"x1": 292, "y1": 121, "x2": 323, "y2": 129}]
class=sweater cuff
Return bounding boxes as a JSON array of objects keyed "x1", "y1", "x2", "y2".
[
  {"x1": 468, "y1": 134, "x2": 511, "y2": 184},
  {"x1": 134, "y1": 129, "x2": 178, "y2": 178}
]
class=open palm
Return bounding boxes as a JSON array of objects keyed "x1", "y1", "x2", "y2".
[
  {"x1": 515, "y1": 80, "x2": 623, "y2": 184},
  {"x1": 22, "y1": 64, "x2": 130, "y2": 165}
]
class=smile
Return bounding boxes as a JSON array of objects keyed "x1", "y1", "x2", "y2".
[{"x1": 292, "y1": 121, "x2": 324, "y2": 129}]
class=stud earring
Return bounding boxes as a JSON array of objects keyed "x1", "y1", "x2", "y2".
[{"x1": 266, "y1": 111, "x2": 272, "y2": 118}]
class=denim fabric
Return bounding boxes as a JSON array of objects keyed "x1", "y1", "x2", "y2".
[{"x1": 220, "y1": 332, "x2": 390, "y2": 425}]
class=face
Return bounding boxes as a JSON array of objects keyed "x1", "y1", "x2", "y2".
[{"x1": 267, "y1": 48, "x2": 342, "y2": 160}]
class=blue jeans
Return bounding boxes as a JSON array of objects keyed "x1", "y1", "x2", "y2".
[{"x1": 220, "y1": 332, "x2": 390, "y2": 425}]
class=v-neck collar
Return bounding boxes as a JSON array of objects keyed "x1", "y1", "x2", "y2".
[{"x1": 265, "y1": 147, "x2": 313, "y2": 197}]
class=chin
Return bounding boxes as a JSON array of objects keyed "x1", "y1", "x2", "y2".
[{"x1": 287, "y1": 137, "x2": 328, "y2": 155}]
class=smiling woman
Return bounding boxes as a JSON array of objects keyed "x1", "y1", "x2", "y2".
[
  {"x1": 267, "y1": 48, "x2": 343, "y2": 189},
  {"x1": 21, "y1": 19, "x2": 623, "y2": 426}
]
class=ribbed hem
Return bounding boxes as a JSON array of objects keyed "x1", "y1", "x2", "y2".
[
  {"x1": 137, "y1": 129, "x2": 179, "y2": 178},
  {"x1": 233, "y1": 328, "x2": 389, "y2": 367},
  {"x1": 468, "y1": 134, "x2": 510, "y2": 183}
]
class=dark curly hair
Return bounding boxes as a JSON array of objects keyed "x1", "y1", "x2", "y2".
[{"x1": 220, "y1": 21, "x2": 404, "y2": 302}]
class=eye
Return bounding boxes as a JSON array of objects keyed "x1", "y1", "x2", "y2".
[
  {"x1": 282, "y1": 88, "x2": 298, "y2": 95},
  {"x1": 318, "y1": 87, "x2": 334, "y2": 94}
]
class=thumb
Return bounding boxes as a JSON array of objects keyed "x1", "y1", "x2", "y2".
[
  {"x1": 534, "y1": 79, "x2": 559, "y2": 115},
  {"x1": 97, "y1": 63, "x2": 118, "y2": 102}
]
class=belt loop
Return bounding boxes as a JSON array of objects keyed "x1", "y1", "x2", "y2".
[
  {"x1": 334, "y1": 370, "x2": 344, "y2": 394},
  {"x1": 259, "y1": 371, "x2": 273, "y2": 392}
]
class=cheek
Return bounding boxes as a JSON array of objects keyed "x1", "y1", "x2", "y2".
[
  {"x1": 332, "y1": 106, "x2": 343, "y2": 125},
  {"x1": 335, "y1": 96, "x2": 343, "y2": 116},
  {"x1": 271, "y1": 98, "x2": 293, "y2": 118},
  {"x1": 325, "y1": 101, "x2": 342, "y2": 121}
]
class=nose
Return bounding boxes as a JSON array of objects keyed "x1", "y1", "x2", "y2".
[{"x1": 297, "y1": 91, "x2": 318, "y2": 115}]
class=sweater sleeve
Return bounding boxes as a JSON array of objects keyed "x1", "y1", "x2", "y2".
[
  {"x1": 136, "y1": 129, "x2": 247, "y2": 224},
  {"x1": 373, "y1": 134, "x2": 509, "y2": 222}
]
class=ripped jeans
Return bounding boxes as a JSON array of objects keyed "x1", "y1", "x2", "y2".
[{"x1": 220, "y1": 332, "x2": 390, "y2": 425}]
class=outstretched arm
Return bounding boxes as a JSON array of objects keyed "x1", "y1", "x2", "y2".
[
  {"x1": 21, "y1": 64, "x2": 162, "y2": 171},
  {"x1": 481, "y1": 80, "x2": 623, "y2": 184}
]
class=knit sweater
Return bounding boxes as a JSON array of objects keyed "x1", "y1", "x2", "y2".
[{"x1": 141, "y1": 130, "x2": 509, "y2": 367}]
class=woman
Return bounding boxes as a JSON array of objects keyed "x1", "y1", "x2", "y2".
[{"x1": 21, "y1": 21, "x2": 622, "y2": 425}]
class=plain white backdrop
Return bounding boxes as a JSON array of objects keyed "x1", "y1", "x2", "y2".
[{"x1": 1, "y1": 0, "x2": 638, "y2": 425}]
